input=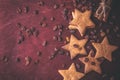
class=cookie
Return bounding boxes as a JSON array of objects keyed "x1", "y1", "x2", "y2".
[
  {"x1": 69, "y1": 9, "x2": 95, "y2": 36},
  {"x1": 92, "y1": 36, "x2": 118, "y2": 62},
  {"x1": 79, "y1": 50, "x2": 102, "y2": 74},
  {"x1": 58, "y1": 63, "x2": 84, "y2": 80},
  {"x1": 62, "y1": 35, "x2": 88, "y2": 59}
]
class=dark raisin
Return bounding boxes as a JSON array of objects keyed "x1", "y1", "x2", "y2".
[
  {"x1": 70, "y1": 29, "x2": 76, "y2": 33},
  {"x1": 53, "y1": 25, "x2": 58, "y2": 31},
  {"x1": 57, "y1": 24, "x2": 63, "y2": 29},
  {"x1": 16, "y1": 57, "x2": 21, "y2": 62},
  {"x1": 91, "y1": 62, "x2": 96, "y2": 65},
  {"x1": 26, "y1": 29, "x2": 32, "y2": 36},
  {"x1": 97, "y1": 57, "x2": 105, "y2": 62},
  {"x1": 21, "y1": 26, "x2": 27, "y2": 31},
  {"x1": 37, "y1": 51, "x2": 42, "y2": 56},
  {"x1": 19, "y1": 35, "x2": 25, "y2": 41},
  {"x1": 54, "y1": 47, "x2": 59, "y2": 52},
  {"x1": 63, "y1": 8, "x2": 68, "y2": 15},
  {"x1": 93, "y1": 35, "x2": 97, "y2": 39},
  {"x1": 23, "y1": 6, "x2": 29, "y2": 13},
  {"x1": 87, "y1": 46, "x2": 91, "y2": 49},
  {"x1": 62, "y1": 64, "x2": 66, "y2": 68},
  {"x1": 84, "y1": 35, "x2": 89, "y2": 39},
  {"x1": 76, "y1": 63, "x2": 81, "y2": 69},
  {"x1": 17, "y1": 39, "x2": 22, "y2": 44},
  {"x1": 31, "y1": 27, "x2": 36, "y2": 32},
  {"x1": 38, "y1": 1, "x2": 44, "y2": 6},
  {"x1": 1, "y1": 56, "x2": 8, "y2": 62},
  {"x1": 84, "y1": 58, "x2": 89, "y2": 62},
  {"x1": 42, "y1": 40, "x2": 48, "y2": 47},
  {"x1": 34, "y1": 59, "x2": 40, "y2": 65},
  {"x1": 53, "y1": 4, "x2": 59, "y2": 9},
  {"x1": 34, "y1": 10, "x2": 39, "y2": 15},
  {"x1": 50, "y1": 17, "x2": 55, "y2": 21},
  {"x1": 58, "y1": 31, "x2": 62, "y2": 36},
  {"x1": 33, "y1": 30, "x2": 39, "y2": 37},
  {"x1": 59, "y1": 29, "x2": 63, "y2": 32},
  {"x1": 90, "y1": 31, "x2": 95, "y2": 35},
  {"x1": 25, "y1": 56, "x2": 32, "y2": 66},
  {"x1": 49, "y1": 55, "x2": 54, "y2": 60},
  {"x1": 41, "y1": 16, "x2": 46, "y2": 21},
  {"x1": 41, "y1": 23, "x2": 47, "y2": 27},
  {"x1": 79, "y1": 47, "x2": 82, "y2": 50},
  {"x1": 73, "y1": 44, "x2": 79, "y2": 48},
  {"x1": 60, "y1": 3, "x2": 65, "y2": 7},
  {"x1": 66, "y1": 52, "x2": 70, "y2": 56},
  {"x1": 90, "y1": 50, "x2": 95, "y2": 57},
  {"x1": 18, "y1": 31, "x2": 22, "y2": 35},
  {"x1": 53, "y1": 36, "x2": 58, "y2": 41},
  {"x1": 63, "y1": 15, "x2": 68, "y2": 20},
  {"x1": 58, "y1": 50, "x2": 64, "y2": 55},
  {"x1": 57, "y1": 36, "x2": 62, "y2": 42},
  {"x1": 16, "y1": 23, "x2": 21, "y2": 28},
  {"x1": 16, "y1": 7, "x2": 22, "y2": 14}
]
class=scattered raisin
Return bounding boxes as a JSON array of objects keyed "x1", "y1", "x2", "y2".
[{"x1": 84, "y1": 58, "x2": 89, "y2": 62}]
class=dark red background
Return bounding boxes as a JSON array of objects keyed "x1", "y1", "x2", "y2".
[{"x1": 0, "y1": 0, "x2": 120, "y2": 80}]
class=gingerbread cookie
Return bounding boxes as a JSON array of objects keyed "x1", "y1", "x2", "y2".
[
  {"x1": 58, "y1": 63, "x2": 84, "y2": 80},
  {"x1": 69, "y1": 9, "x2": 95, "y2": 36},
  {"x1": 62, "y1": 35, "x2": 88, "y2": 59},
  {"x1": 92, "y1": 36, "x2": 118, "y2": 62},
  {"x1": 79, "y1": 50, "x2": 102, "y2": 74}
]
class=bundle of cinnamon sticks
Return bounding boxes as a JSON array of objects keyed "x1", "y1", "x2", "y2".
[{"x1": 95, "y1": 0, "x2": 112, "y2": 22}]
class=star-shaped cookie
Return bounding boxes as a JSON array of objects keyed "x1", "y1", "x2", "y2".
[
  {"x1": 69, "y1": 9, "x2": 95, "y2": 36},
  {"x1": 62, "y1": 35, "x2": 88, "y2": 59},
  {"x1": 92, "y1": 36, "x2": 118, "y2": 62},
  {"x1": 79, "y1": 50, "x2": 102, "y2": 74},
  {"x1": 58, "y1": 63, "x2": 84, "y2": 80}
]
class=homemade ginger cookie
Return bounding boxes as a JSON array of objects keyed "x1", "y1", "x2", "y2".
[
  {"x1": 69, "y1": 9, "x2": 95, "y2": 36},
  {"x1": 79, "y1": 50, "x2": 102, "y2": 74},
  {"x1": 58, "y1": 63, "x2": 84, "y2": 80},
  {"x1": 92, "y1": 36, "x2": 118, "y2": 62},
  {"x1": 62, "y1": 35, "x2": 88, "y2": 59}
]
